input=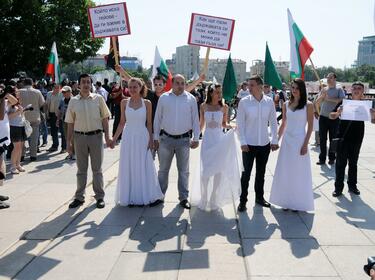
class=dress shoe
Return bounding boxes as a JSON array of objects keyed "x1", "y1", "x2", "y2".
[
  {"x1": 237, "y1": 202, "x2": 247, "y2": 212},
  {"x1": 179, "y1": 199, "x2": 191, "y2": 209},
  {"x1": 0, "y1": 195, "x2": 9, "y2": 201},
  {"x1": 96, "y1": 199, "x2": 105, "y2": 209},
  {"x1": 149, "y1": 199, "x2": 164, "y2": 207},
  {"x1": 255, "y1": 198, "x2": 271, "y2": 208},
  {"x1": 0, "y1": 201, "x2": 10, "y2": 209},
  {"x1": 30, "y1": 157, "x2": 37, "y2": 162},
  {"x1": 328, "y1": 160, "x2": 335, "y2": 165},
  {"x1": 332, "y1": 191, "x2": 342, "y2": 197},
  {"x1": 47, "y1": 147, "x2": 58, "y2": 152},
  {"x1": 316, "y1": 161, "x2": 325, "y2": 165},
  {"x1": 69, "y1": 199, "x2": 84, "y2": 208},
  {"x1": 349, "y1": 188, "x2": 360, "y2": 195}
]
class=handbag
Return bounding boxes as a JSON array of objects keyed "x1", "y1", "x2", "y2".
[
  {"x1": 330, "y1": 121, "x2": 351, "y2": 154},
  {"x1": 23, "y1": 119, "x2": 33, "y2": 138}
]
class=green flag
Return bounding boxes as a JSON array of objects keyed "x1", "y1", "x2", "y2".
[
  {"x1": 264, "y1": 42, "x2": 283, "y2": 89},
  {"x1": 222, "y1": 54, "x2": 237, "y2": 101}
]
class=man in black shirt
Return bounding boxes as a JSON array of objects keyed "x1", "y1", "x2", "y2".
[{"x1": 329, "y1": 82, "x2": 369, "y2": 197}]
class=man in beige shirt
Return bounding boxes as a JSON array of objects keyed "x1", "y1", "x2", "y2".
[
  {"x1": 65, "y1": 73, "x2": 111, "y2": 209},
  {"x1": 46, "y1": 84, "x2": 64, "y2": 152},
  {"x1": 19, "y1": 78, "x2": 45, "y2": 161}
]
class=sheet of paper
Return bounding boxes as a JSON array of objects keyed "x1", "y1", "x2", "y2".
[{"x1": 341, "y1": 99, "x2": 372, "y2": 121}]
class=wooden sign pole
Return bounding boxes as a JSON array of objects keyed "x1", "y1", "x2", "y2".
[
  {"x1": 203, "y1": 47, "x2": 211, "y2": 75},
  {"x1": 112, "y1": 36, "x2": 119, "y2": 66}
]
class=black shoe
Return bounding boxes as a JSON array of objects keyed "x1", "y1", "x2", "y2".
[
  {"x1": 349, "y1": 188, "x2": 360, "y2": 195},
  {"x1": 0, "y1": 195, "x2": 9, "y2": 201},
  {"x1": 41, "y1": 143, "x2": 47, "y2": 147},
  {"x1": 47, "y1": 147, "x2": 58, "y2": 152},
  {"x1": 316, "y1": 161, "x2": 325, "y2": 165},
  {"x1": 30, "y1": 156, "x2": 37, "y2": 162},
  {"x1": 255, "y1": 198, "x2": 271, "y2": 208},
  {"x1": 69, "y1": 199, "x2": 84, "y2": 208},
  {"x1": 20, "y1": 156, "x2": 24, "y2": 162},
  {"x1": 149, "y1": 199, "x2": 164, "y2": 207},
  {"x1": 237, "y1": 202, "x2": 247, "y2": 212},
  {"x1": 328, "y1": 160, "x2": 335, "y2": 165},
  {"x1": 332, "y1": 191, "x2": 342, "y2": 197},
  {"x1": 96, "y1": 199, "x2": 105, "y2": 209},
  {"x1": 179, "y1": 199, "x2": 191, "y2": 209},
  {"x1": 37, "y1": 148, "x2": 41, "y2": 153},
  {"x1": 0, "y1": 201, "x2": 10, "y2": 209}
]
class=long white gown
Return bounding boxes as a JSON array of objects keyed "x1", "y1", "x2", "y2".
[
  {"x1": 269, "y1": 102, "x2": 314, "y2": 211},
  {"x1": 191, "y1": 110, "x2": 242, "y2": 211},
  {"x1": 115, "y1": 98, "x2": 164, "y2": 206}
]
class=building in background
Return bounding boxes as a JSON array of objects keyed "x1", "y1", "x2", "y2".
[
  {"x1": 357, "y1": 35, "x2": 375, "y2": 66},
  {"x1": 250, "y1": 60, "x2": 289, "y2": 81},
  {"x1": 120, "y1": 56, "x2": 143, "y2": 71},
  {"x1": 174, "y1": 45, "x2": 200, "y2": 79},
  {"x1": 199, "y1": 58, "x2": 247, "y2": 84}
]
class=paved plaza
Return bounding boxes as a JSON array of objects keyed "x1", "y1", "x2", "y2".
[{"x1": 0, "y1": 121, "x2": 375, "y2": 279}]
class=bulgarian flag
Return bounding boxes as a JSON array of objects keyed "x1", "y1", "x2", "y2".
[
  {"x1": 151, "y1": 46, "x2": 172, "y2": 92},
  {"x1": 45, "y1": 42, "x2": 61, "y2": 84},
  {"x1": 287, "y1": 9, "x2": 314, "y2": 80}
]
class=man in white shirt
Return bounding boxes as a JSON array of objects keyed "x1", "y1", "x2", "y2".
[
  {"x1": 237, "y1": 82, "x2": 250, "y2": 99},
  {"x1": 237, "y1": 75, "x2": 279, "y2": 212},
  {"x1": 153, "y1": 74, "x2": 200, "y2": 209},
  {"x1": 95, "y1": 81, "x2": 108, "y2": 102}
]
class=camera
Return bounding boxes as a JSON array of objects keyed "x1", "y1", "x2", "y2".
[{"x1": 364, "y1": 256, "x2": 375, "y2": 276}]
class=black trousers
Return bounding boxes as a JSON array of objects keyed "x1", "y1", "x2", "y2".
[
  {"x1": 240, "y1": 143, "x2": 270, "y2": 203},
  {"x1": 112, "y1": 104, "x2": 122, "y2": 140},
  {"x1": 334, "y1": 140, "x2": 362, "y2": 192},
  {"x1": 319, "y1": 115, "x2": 339, "y2": 162}
]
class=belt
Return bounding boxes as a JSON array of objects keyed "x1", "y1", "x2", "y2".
[
  {"x1": 74, "y1": 130, "x2": 102, "y2": 136},
  {"x1": 161, "y1": 129, "x2": 192, "y2": 139}
]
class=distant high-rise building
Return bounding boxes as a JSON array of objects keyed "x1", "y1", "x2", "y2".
[
  {"x1": 174, "y1": 45, "x2": 200, "y2": 79},
  {"x1": 199, "y1": 58, "x2": 247, "y2": 84},
  {"x1": 357, "y1": 35, "x2": 375, "y2": 66},
  {"x1": 250, "y1": 60, "x2": 289, "y2": 81}
]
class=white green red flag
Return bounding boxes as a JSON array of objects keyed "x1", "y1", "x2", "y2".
[
  {"x1": 287, "y1": 9, "x2": 314, "y2": 80},
  {"x1": 45, "y1": 42, "x2": 61, "y2": 84},
  {"x1": 151, "y1": 46, "x2": 172, "y2": 92}
]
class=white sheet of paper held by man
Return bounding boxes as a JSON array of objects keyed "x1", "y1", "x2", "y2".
[{"x1": 341, "y1": 99, "x2": 372, "y2": 121}]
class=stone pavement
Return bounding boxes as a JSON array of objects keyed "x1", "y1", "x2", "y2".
[{"x1": 0, "y1": 122, "x2": 375, "y2": 279}]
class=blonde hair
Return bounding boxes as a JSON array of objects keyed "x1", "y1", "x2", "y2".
[{"x1": 128, "y1": 77, "x2": 147, "y2": 97}]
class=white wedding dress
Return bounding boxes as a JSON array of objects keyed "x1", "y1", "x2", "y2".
[
  {"x1": 269, "y1": 102, "x2": 314, "y2": 211},
  {"x1": 115, "y1": 98, "x2": 164, "y2": 206},
  {"x1": 191, "y1": 110, "x2": 242, "y2": 211}
]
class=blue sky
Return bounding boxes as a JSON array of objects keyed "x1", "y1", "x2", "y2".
[{"x1": 95, "y1": 0, "x2": 374, "y2": 70}]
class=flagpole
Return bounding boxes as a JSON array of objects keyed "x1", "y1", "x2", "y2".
[
  {"x1": 203, "y1": 47, "x2": 211, "y2": 75},
  {"x1": 309, "y1": 57, "x2": 321, "y2": 85},
  {"x1": 111, "y1": 37, "x2": 119, "y2": 66}
]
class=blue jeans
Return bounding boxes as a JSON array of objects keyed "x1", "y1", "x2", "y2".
[{"x1": 158, "y1": 135, "x2": 190, "y2": 201}]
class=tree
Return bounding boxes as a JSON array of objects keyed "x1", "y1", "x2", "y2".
[{"x1": 0, "y1": 0, "x2": 104, "y2": 79}]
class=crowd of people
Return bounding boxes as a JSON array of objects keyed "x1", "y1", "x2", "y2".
[{"x1": 0, "y1": 70, "x2": 374, "y2": 213}]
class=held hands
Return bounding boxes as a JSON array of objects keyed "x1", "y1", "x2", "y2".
[
  {"x1": 153, "y1": 140, "x2": 159, "y2": 150},
  {"x1": 241, "y1": 145, "x2": 249, "y2": 152},
  {"x1": 105, "y1": 136, "x2": 112, "y2": 149},
  {"x1": 270, "y1": 144, "x2": 279, "y2": 151},
  {"x1": 147, "y1": 139, "x2": 154, "y2": 150},
  {"x1": 190, "y1": 140, "x2": 199, "y2": 149},
  {"x1": 300, "y1": 144, "x2": 308, "y2": 155}
]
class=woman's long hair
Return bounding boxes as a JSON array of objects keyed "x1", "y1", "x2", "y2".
[
  {"x1": 205, "y1": 83, "x2": 223, "y2": 107},
  {"x1": 290, "y1": 78, "x2": 307, "y2": 110}
]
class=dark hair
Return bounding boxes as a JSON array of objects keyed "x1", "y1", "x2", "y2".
[
  {"x1": 79, "y1": 73, "x2": 93, "y2": 84},
  {"x1": 128, "y1": 77, "x2": 147, "y2": 97},
  {"x1": 96, "y1": 81, "x2": 102, "y2": 87},
  {"x1": 327, "y1": 72, "x2": 337, "y2": 79},
  {"x1": 153, "y1": 74, "x2": 166, "y2": 84},
  {"x1": 4, "y1": 85, "x2": 16, "y2": 96},
  {"x1": 205, "y1": 83, "x2": 223, "y2": 107},
  {"x1": 352, "y1": 81, "x2": 364, "y2": 88},
  {"x1": 24, "y1": 78, "x2": 33, "y2": 86},
  {"x1": 249, "y1": 75, "x2": 263, "y2": 85},
  {"x1": 104, "y1": 78, "x2": 108, "y2": 83},
  {"x1": 290, "y1": 78, "x2": 307, "y2": 110}
]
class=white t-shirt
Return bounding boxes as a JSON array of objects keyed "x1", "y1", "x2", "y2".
[
  {"x1": 96, "y1": 87, "x2": 108, "y2": 101},
  {"x1": 237, "y1": 89, "x2": 250, "y2": 99}
]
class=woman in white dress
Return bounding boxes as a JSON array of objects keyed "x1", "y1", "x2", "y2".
[
  {"x1": 269, "y1": 78, "x2": 314, "y2": 212},
  {"x1": 111, "y1": 78, "x2": 164, "y2": 206},
  {"x1": 191, "y1": 84, "x2": 241, "y2": 211}
]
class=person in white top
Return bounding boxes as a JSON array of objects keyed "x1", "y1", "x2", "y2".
[
  {"x1": 237, "y1": 75, "x2": 279, "y2": 212},
  {"x1": 153, "y1": 74, "x2": 200, "y2": 209},
  {"x1": 263, "y1": 84, "x2": 274, "y2": 99},
  {"x1": 237, "y1": 82, "x2": 250, "y2": 99},
  {"x1": 95, "y1": 81, "x2": 108, "y2": 102}
]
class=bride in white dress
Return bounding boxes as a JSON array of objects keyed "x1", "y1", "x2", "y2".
[
  {"x1": 269, "y1": 78, "x2": 314, "y2": 211},
  {"x1": 111, "y1": 78, "x2": 164, "y2": 206},
  {"x1": 191, "y1": 84, "x2": 241, "y2": 211}
]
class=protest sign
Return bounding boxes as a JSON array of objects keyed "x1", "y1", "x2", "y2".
[{"x1": 341, "y1": 99, "x2": 372, "y2": 121}]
